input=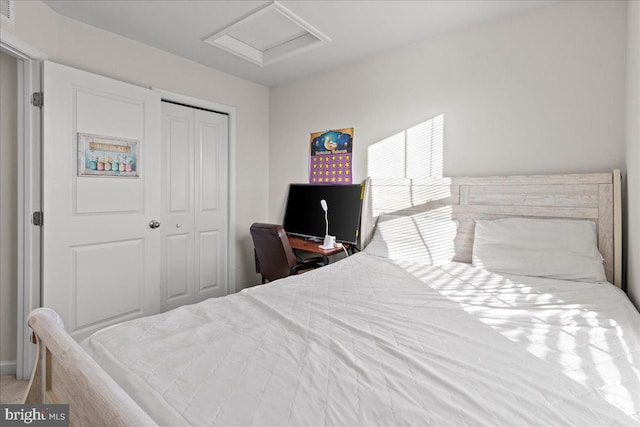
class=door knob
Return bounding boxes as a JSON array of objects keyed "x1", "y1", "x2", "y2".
[{"x1": 149, "y1": 220, "x2": 161, "y2": 229}]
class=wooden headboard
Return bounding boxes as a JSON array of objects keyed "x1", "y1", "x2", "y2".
[{"x1": 361, "y1": 170, "x2": 622, "y2": 288}]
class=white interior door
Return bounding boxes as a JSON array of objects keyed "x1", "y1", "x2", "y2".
[
  {"x1": 193, "y1": 108, "x2": 228, "y2": 302},
  {"x1": 160, "y1": 103, "x2": 195, "y2": 310},
  {"x1": 161, "y1": 102, "x2": 228, "y2": 311},
  {"x1": 43, "y1": 61, "x2": 161, "y2": 341}
]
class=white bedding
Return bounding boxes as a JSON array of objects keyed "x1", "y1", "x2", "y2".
[{"x1": 83, "y1": 253, "x2": 640, "y2": 426}]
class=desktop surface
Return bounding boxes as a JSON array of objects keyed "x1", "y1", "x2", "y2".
[{"x1": 288, "y1": 235, "x2": 348, "y2": 256}]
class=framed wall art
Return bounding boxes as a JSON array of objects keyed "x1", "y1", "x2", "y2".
[
  {"x1": 309, "y1": 128, "x2": 353, "y2": 184},
  {"x1": 77, "y1": 133, "x2": 139, "y2": 178}
]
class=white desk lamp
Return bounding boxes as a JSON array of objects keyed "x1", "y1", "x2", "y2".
[{"x1": 319, "y1": 199, "x2": 336, "y2": 249}]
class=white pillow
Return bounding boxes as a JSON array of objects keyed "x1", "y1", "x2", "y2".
[
  {"x1": 472, "y1": 218, "x2": 606, "y2": 282},
  {"x1": 364, "y1": 208, "x2": 457, "y2": 265}
]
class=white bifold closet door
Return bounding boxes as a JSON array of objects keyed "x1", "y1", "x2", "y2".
[{"x1": 160, "y1": 102, "x2": 228, "y2": 312}]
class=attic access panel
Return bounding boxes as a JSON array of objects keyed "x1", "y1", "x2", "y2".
[{"x1": 203, "y1": 1, "x2": 330, "y2": 67}]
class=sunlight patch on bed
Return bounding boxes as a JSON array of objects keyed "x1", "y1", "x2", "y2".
[
  {"x1": 405, "y1": 263, "x2": 638, "y2": 416},
  {"x1": 370, "y1": 207, "x2": 456, "y2": 265}
]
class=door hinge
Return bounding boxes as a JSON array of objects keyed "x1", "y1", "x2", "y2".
[
  {"x1": 31, "y1": 92, "x2": 43, "y2": 108},
  {"x1": 32, "y1": 211, "x2": 43, "y2": 227}
]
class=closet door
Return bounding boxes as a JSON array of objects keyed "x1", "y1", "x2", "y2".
[
  {"x1": 160, "y1": 103, "x2": 228, "y2": 311},
  {"x1": 193, "y1": 109, "x2": 228, "y2": 302},
  {"x1": 160, "y1": 103, "x2": 195, "y2": 311}
]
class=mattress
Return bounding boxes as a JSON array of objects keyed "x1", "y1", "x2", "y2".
[{"x1": 82, "y1": 253, "x2": 640, "y2": 426}]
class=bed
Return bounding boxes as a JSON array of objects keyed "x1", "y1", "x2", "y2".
[{"x1": 25, "y1": 170, "x2": 640, "y2": 426}]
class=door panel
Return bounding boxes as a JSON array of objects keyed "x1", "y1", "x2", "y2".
[
  {"x1": 199, "y1": 123, "x2": 220, "y2": 211},
  {"x1": 198, "y1": 230, "x2": 219, "y2": 292},
  {"x1": 161, "y1": 103, "x2": 195, "y2": 311},
  {"x1": 194, "y1": 109, "x2": 228, "y2": 301},
  {"x1": 76, "y1": 179, "x2": 142, "y2": 214},
  {"x1": 42, "y1": 61, "x2": 161, "y2": 341},
  {"x1": 167, "y1": 115, "x2": 191, "y2": 214},
  {"x1": 73, "y1": 239, "x2": 144, "y2": 329},
  {"x1": 166, "y1": 234, "x2": 190, "y2": 300}
]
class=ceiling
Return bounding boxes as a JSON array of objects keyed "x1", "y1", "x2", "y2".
[{"x1": 43, "y1": 0, "x2": 555, "y2": 87}]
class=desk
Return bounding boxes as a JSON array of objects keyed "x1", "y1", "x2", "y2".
[{"x1": 288, "y1": 235, "x2": 349, "y2": 265}]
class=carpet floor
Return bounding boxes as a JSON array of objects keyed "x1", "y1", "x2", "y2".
[{"x1": 0, "y1": 375, "x2": 28, "y2": 404}]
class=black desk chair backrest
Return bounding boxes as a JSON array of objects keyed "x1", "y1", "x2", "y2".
[
  {"x1": 250, "y1": 223, "x2": 322, "y2": 283},
  {"x1": 250, "y1": 223, "x2": 298, "y2": 283}
]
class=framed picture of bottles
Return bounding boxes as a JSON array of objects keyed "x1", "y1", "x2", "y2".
[{"x1": 77, "y1": 133, "x2": 139, "y2": 178}]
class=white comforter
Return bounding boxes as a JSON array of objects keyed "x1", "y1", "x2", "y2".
[{"x1": 83, "y1": 253, "x2": 640, "y2": 426}]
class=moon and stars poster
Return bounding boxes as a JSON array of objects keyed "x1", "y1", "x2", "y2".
[{"x1": 309, "y1": 128, "x2": 353, "y2": 184}]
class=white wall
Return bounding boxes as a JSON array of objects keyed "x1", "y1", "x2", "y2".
[
  {"x1": 1, "y1": 0, "x2": 634, "y2": 298},
  {"x1": 269, "y1": 1, "x2": 628, "y2": 222},
  {"x1": 626, "y1": 0, "x2": 640, "y2": 309},
  {"x1": 2, "y1": 0, "x2": 270, "y2": 290},
  {"x1": 0, "y1": 51, "x2": 18, "y2": 372}
]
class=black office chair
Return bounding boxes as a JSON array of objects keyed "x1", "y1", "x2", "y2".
[{"x1": 250, "y1": 223, "x2": 324, "y2": 283}]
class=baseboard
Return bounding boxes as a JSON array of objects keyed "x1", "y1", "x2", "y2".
[{"x1": 0, "y1": 360, "x2": 16, "y2": 376}]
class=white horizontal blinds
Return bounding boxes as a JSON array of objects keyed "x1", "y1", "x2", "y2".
[{"x1": 367, "y1": 114, "x2": 444, "y2": 179}]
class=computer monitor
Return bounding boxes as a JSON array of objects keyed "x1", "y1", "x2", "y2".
[{"x1": 283, "y1": 184, "x2": 363, "y2": 245}]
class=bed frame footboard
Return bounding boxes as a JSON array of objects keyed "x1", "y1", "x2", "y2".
[{"x1": 25, "y1": 308, "x2": 157, "y2": 426}]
